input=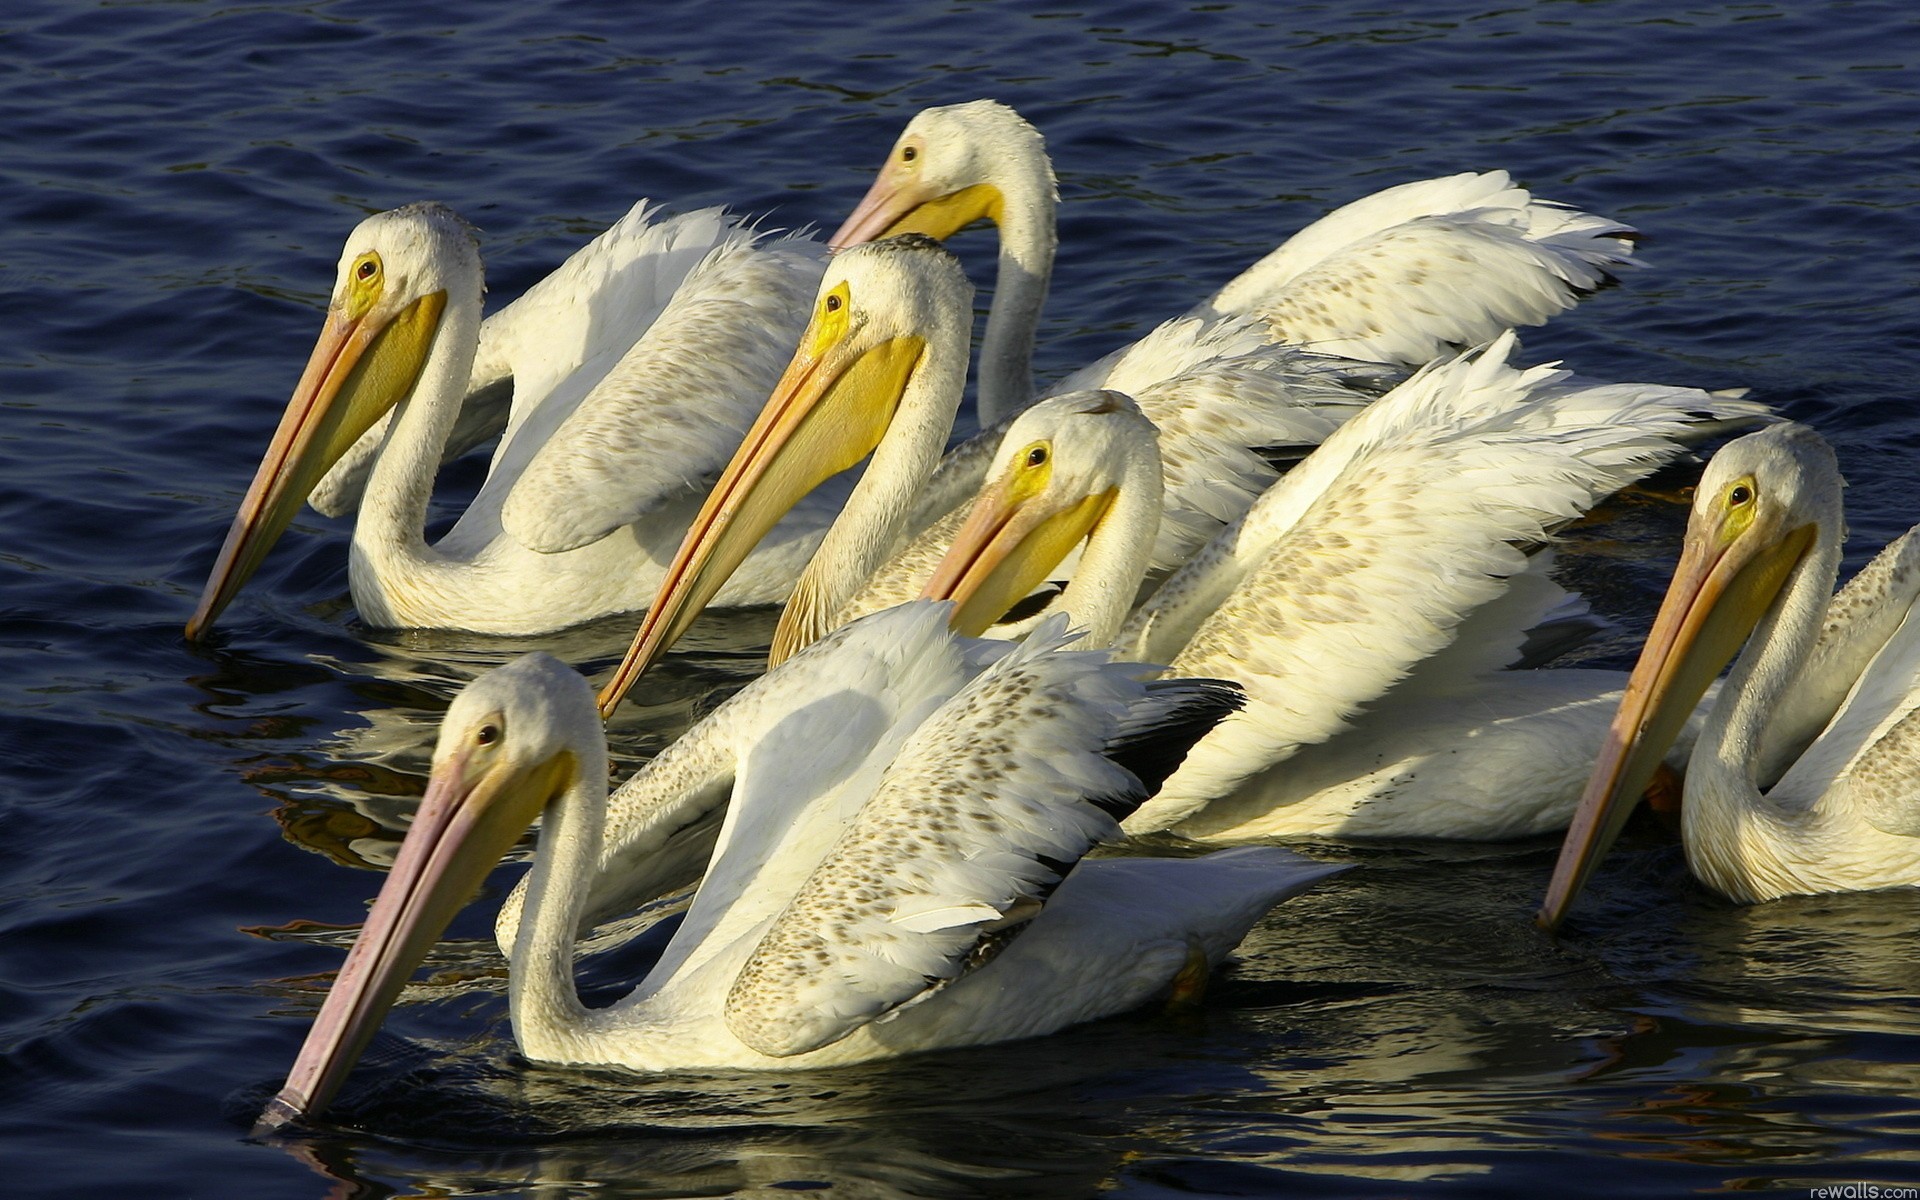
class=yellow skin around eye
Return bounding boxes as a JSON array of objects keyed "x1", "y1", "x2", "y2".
[{"x1": 345, "y1": 252, "x2": 384, "y2": 320}]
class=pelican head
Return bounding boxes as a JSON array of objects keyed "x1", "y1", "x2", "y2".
[
  {"x1": 829, "y1": 101, "x2": 1052, "y2": 251},
  {"x1": 596, "y1": 235, "x2": 973, "y2": 717},
  {"x1": 1537, "y1": 422, "x2": 1841, "y2": 931},
  {"x1": 255, "y1": 653, "x2": 598, "y2": 1133},
  {"x1": 922, "y1": 389, "x2": 1162, "y2": 644},
  {"x1": 187, "y1": 203, "x2": 479, "y2": 640}
]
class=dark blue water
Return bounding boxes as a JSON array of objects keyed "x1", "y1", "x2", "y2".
[{"x1": 4, "y1": 1, "x2": 1919, "y2": 1195}]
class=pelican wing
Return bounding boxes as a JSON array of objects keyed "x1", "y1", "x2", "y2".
[
  {"x1": 1770, "y1": 538, "x2": 1920, "y2": 837},
  {"x1": 1119, "y1": 336, "x2": 1569, "y2": 665},
  {"x1": 1131, "y1": 345, "x2": 1393, "y2": 570},
  {"x1": 1123, "y1": 338, "x2": 1770, "y2": 828},
  {"x1": 1205, "y1": 171, "x2": 1640, "y2": 366},
  {"x1": 1121, "y1": 335, "x2": 1767, "y2": 665},
  {"x1": 494, "y1": 230, "x2": 825, "y2": 553},
  {"x1": 634, "y1": 606, "x2": 990, "y2": 1001},
  {"x1": 1050, "y1": 310, "x2": 1269, "y2": 399},
  {"x1": 485, "y1": 206, "x2": 774, "y2": 456},
  {"x1": 722, "y1": 620, "x2": 1234, "y2": 1058},
  {"x1": 1757, "y1": 526, "x2": 1920, "y2": 782},
  {"x1": 1841, "y1": 706, "x2": 1920, "y2": 839}
]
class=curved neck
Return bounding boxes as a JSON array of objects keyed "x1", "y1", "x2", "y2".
[
  {"x1": 1686, "y1": 524, "x2": 1842, "y2": 856},
  {"x1": 353, "y1": 282, "x2": 485, "y2": 575},
  {"x1": 508, "y1": 744, "x2": 608, "y2": 1057},
  {"x1": 771, "y1": 315, "x2": 972, "y2": 662},
  {"x1": 975, "y1": 153, "x2": 1057, "y2": 426},
  {"x1": 1061, "y1": 452, "x2": 1162, "y2": 648}
]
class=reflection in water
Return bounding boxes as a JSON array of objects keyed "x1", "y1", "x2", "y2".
[
  {"x1": 232, "y1": 585, "x2": 1920, "y2": 1194},
  {"x1": 15, "y1": 0, "x2": 1920, "y2": 1191},
  {"x1": 239, "y1": 604, "x2": 783, "y2": 868},
  {"x1": 268, "y1": 1028, "x2": 1188, "y2": 1198}
]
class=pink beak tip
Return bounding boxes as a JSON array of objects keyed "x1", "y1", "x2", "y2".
[{"x1": 251, "y1": 1091, "x2": 307, "y2": 1138}]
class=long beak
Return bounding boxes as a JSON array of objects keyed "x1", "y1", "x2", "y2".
[
  {"x1": 254, "y1": 745, "x2": 564, "y2": 1134},
  {"x1": 921, "y1": 474, "x2": 1115, "y2": 638},
  {"x1": 828, "y1": 176, "x2": 1002, "y2": 252},
  {"x1": 594, "y1": 330, "x2": 924, "y2": 718},
  {"x1": 186, "y1": 292, "x2": 446, "y2": 640},
  {"x1": 1536, "y1": 518, "x2": 1814, "y2": 932}
]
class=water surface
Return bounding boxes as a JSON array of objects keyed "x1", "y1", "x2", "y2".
[{"x1": 4, "y1": 1, "x2": 1919, "y2": 1195}]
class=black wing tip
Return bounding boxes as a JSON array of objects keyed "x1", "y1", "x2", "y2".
[{"x1": 1101, "y1": 677, "x2": 1245, "y2": 805}]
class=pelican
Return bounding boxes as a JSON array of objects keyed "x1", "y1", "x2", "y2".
[
  {"x1": 918, "y1": 335, "x2": 1780, "y2": 841},
  {"x1": 594, "y1": 234, "x2": 1403, "y2": 715},
  {"x1": 253, "y1": 602, "x2": 1343, "y2": 1131},
  {"x1": 830, "y1": 100, "x2": 1640, "y2": 424},
  {"x1": 307, "y1": 198, "x2": 710, "y2": 519},
  {"x1": 1537, "y1": 424, "x2": 1920, "y2": 927},
  {"x1": 187, "y1": 201, "x2": 830, "y2": 639}
]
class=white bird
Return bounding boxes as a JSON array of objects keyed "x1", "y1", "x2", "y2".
[
  {"x1": 1538, "y1": 423, "x2": 1920, "y2": 926},
  {"x1": 187, "y1": 201, "x2": 830, "y2": 639},
  {"x1": 592, "y1": 234, "x2": 1400, "y2": 715},
  {"x1": 305, "y1": 199, "x2": 695, "y2": 519},
  {"x1": 252, "y1": 602, "x2": 1343, "y2": 1132},
  {"x1": 829, "y1": 99, "x2": 1641, "y2": 425},
  {"x1": 918, "y1": 334, "x2": 1780, "y2": 841}
]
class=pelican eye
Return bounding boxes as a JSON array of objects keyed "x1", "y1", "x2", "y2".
[
  {"x1": 475, "y1": 723, "x2": 500, "y2": 747},
  {"x1": 1025, "y1": 445, "x2": 1049, "y2": 469},
  {"x1": 356, "y1": 259, "x2": 378, "y2": 281},
  {"x1": 901, "y1": 145, "x2": 918, "y2": 164},
  {"x1": 824, "y1": 293, "x2": 842, "y2": 314},
  {"x1": 1729, "y1": 483, "x2": 1754, "y2": 507}
]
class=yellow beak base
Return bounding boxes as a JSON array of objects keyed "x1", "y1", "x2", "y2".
[{"x1": 595, "y1": 334, "x2": 924, "y2": 717}]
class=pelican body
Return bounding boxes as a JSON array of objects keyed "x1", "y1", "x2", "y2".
[
  {"x1": 255, "y1": 603, "x2": 1341, "y2": 1131},
  {"x1": 918, "y1": 336, "x2": 1777, "y2": 841},
  {"x1": 1539, "y1": 424, "x2": 1920, "y2": 927},
  {"x1": 831, "y1": 100, "x2": 1641, "y2": 424},
  {"x1": 188, "y1": 202, "x2": 830, "y2": 639}
]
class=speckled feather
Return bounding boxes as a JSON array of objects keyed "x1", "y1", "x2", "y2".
[
  {"x1": 1206, "y1": 170, "x2": 1639, "y2": 367},
  {"x1": 1767, "y1": 528, "x2": 1920, "y2": 841},
  {"x1": 498, "y1": 229, "x2": 824, "y2": 553},
  {"x1": 1123, "y1": 334, "x2": 1772, "y2": 830},
  {"x1": 831, "y1": 343, "x2": 1395, "y2": 633},
  {"x1": 1119, "y1": 333, "x2": 1768, "y2": 667},
  {"x1": 722, "y1": 618, "x2": 1157, "y2": 1057},
  {"x1": 490, "y1": 604, "x2": 1335, "y2": 1072}
]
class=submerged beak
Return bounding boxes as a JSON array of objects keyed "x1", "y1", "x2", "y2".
[
  {"x1": 921, "y1": 471, "x2": 1114, "y2": 638},
  {"x1": 1536, "y1": 516, "x2": 1814, "y2": 932},
  {"x1": 594, "y1": 323, "x2": 924, "y2": 718},
  {"x1": 186, "y1": 291, "x2": 445, "y2": 640},
  {"x1": 253, "y1": 744, "x2": 564, "y2": 1134},
  {"x1": 829, "y1": 172, "x2": 1002, "y2": 252}
]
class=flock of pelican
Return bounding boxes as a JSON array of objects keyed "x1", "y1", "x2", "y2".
[{"x1": 194, "y1": 102, "x2": 1920, "y2": 1135}]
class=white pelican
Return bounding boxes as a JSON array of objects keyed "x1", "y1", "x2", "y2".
[
  {"x1": 187, "y1": 202, "x2": 829, "y2": 639},
  {"x1": 919, "y1": 335, "x2": 1779, "y2": 841},
  {"x1": 1537, "y1": 423, "x2": 1920, "y2": 927},
  {"x1": 253, "y1": 602, "x2": 1343, "y2": 1131},
  {"x1": 830, "y1": 99, "x2": 1640, "y2": 424},
  {"x1": 308, "y1": 199, "x2": 739, "y2": 518},
  {"x1": 593, "y1": 234, "x2": 1402, "y2": 715}
]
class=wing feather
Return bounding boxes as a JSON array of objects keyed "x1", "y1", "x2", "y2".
[
  {"x1": 498, "y1": 230, "x2": 825, "y2": 552},
  {"x1": 1122, "y1": 335, "x2": 1770, "y2": 830},
  {"x1": 722, "y1": 620, "x2": 1234, "y2": 1057},
  {"x1": 312, "y1": 200, "x2": 708, "y2": 517},
  {"x1": 1204, "y1": 171, "x2": 1639, "y2": 366}
]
